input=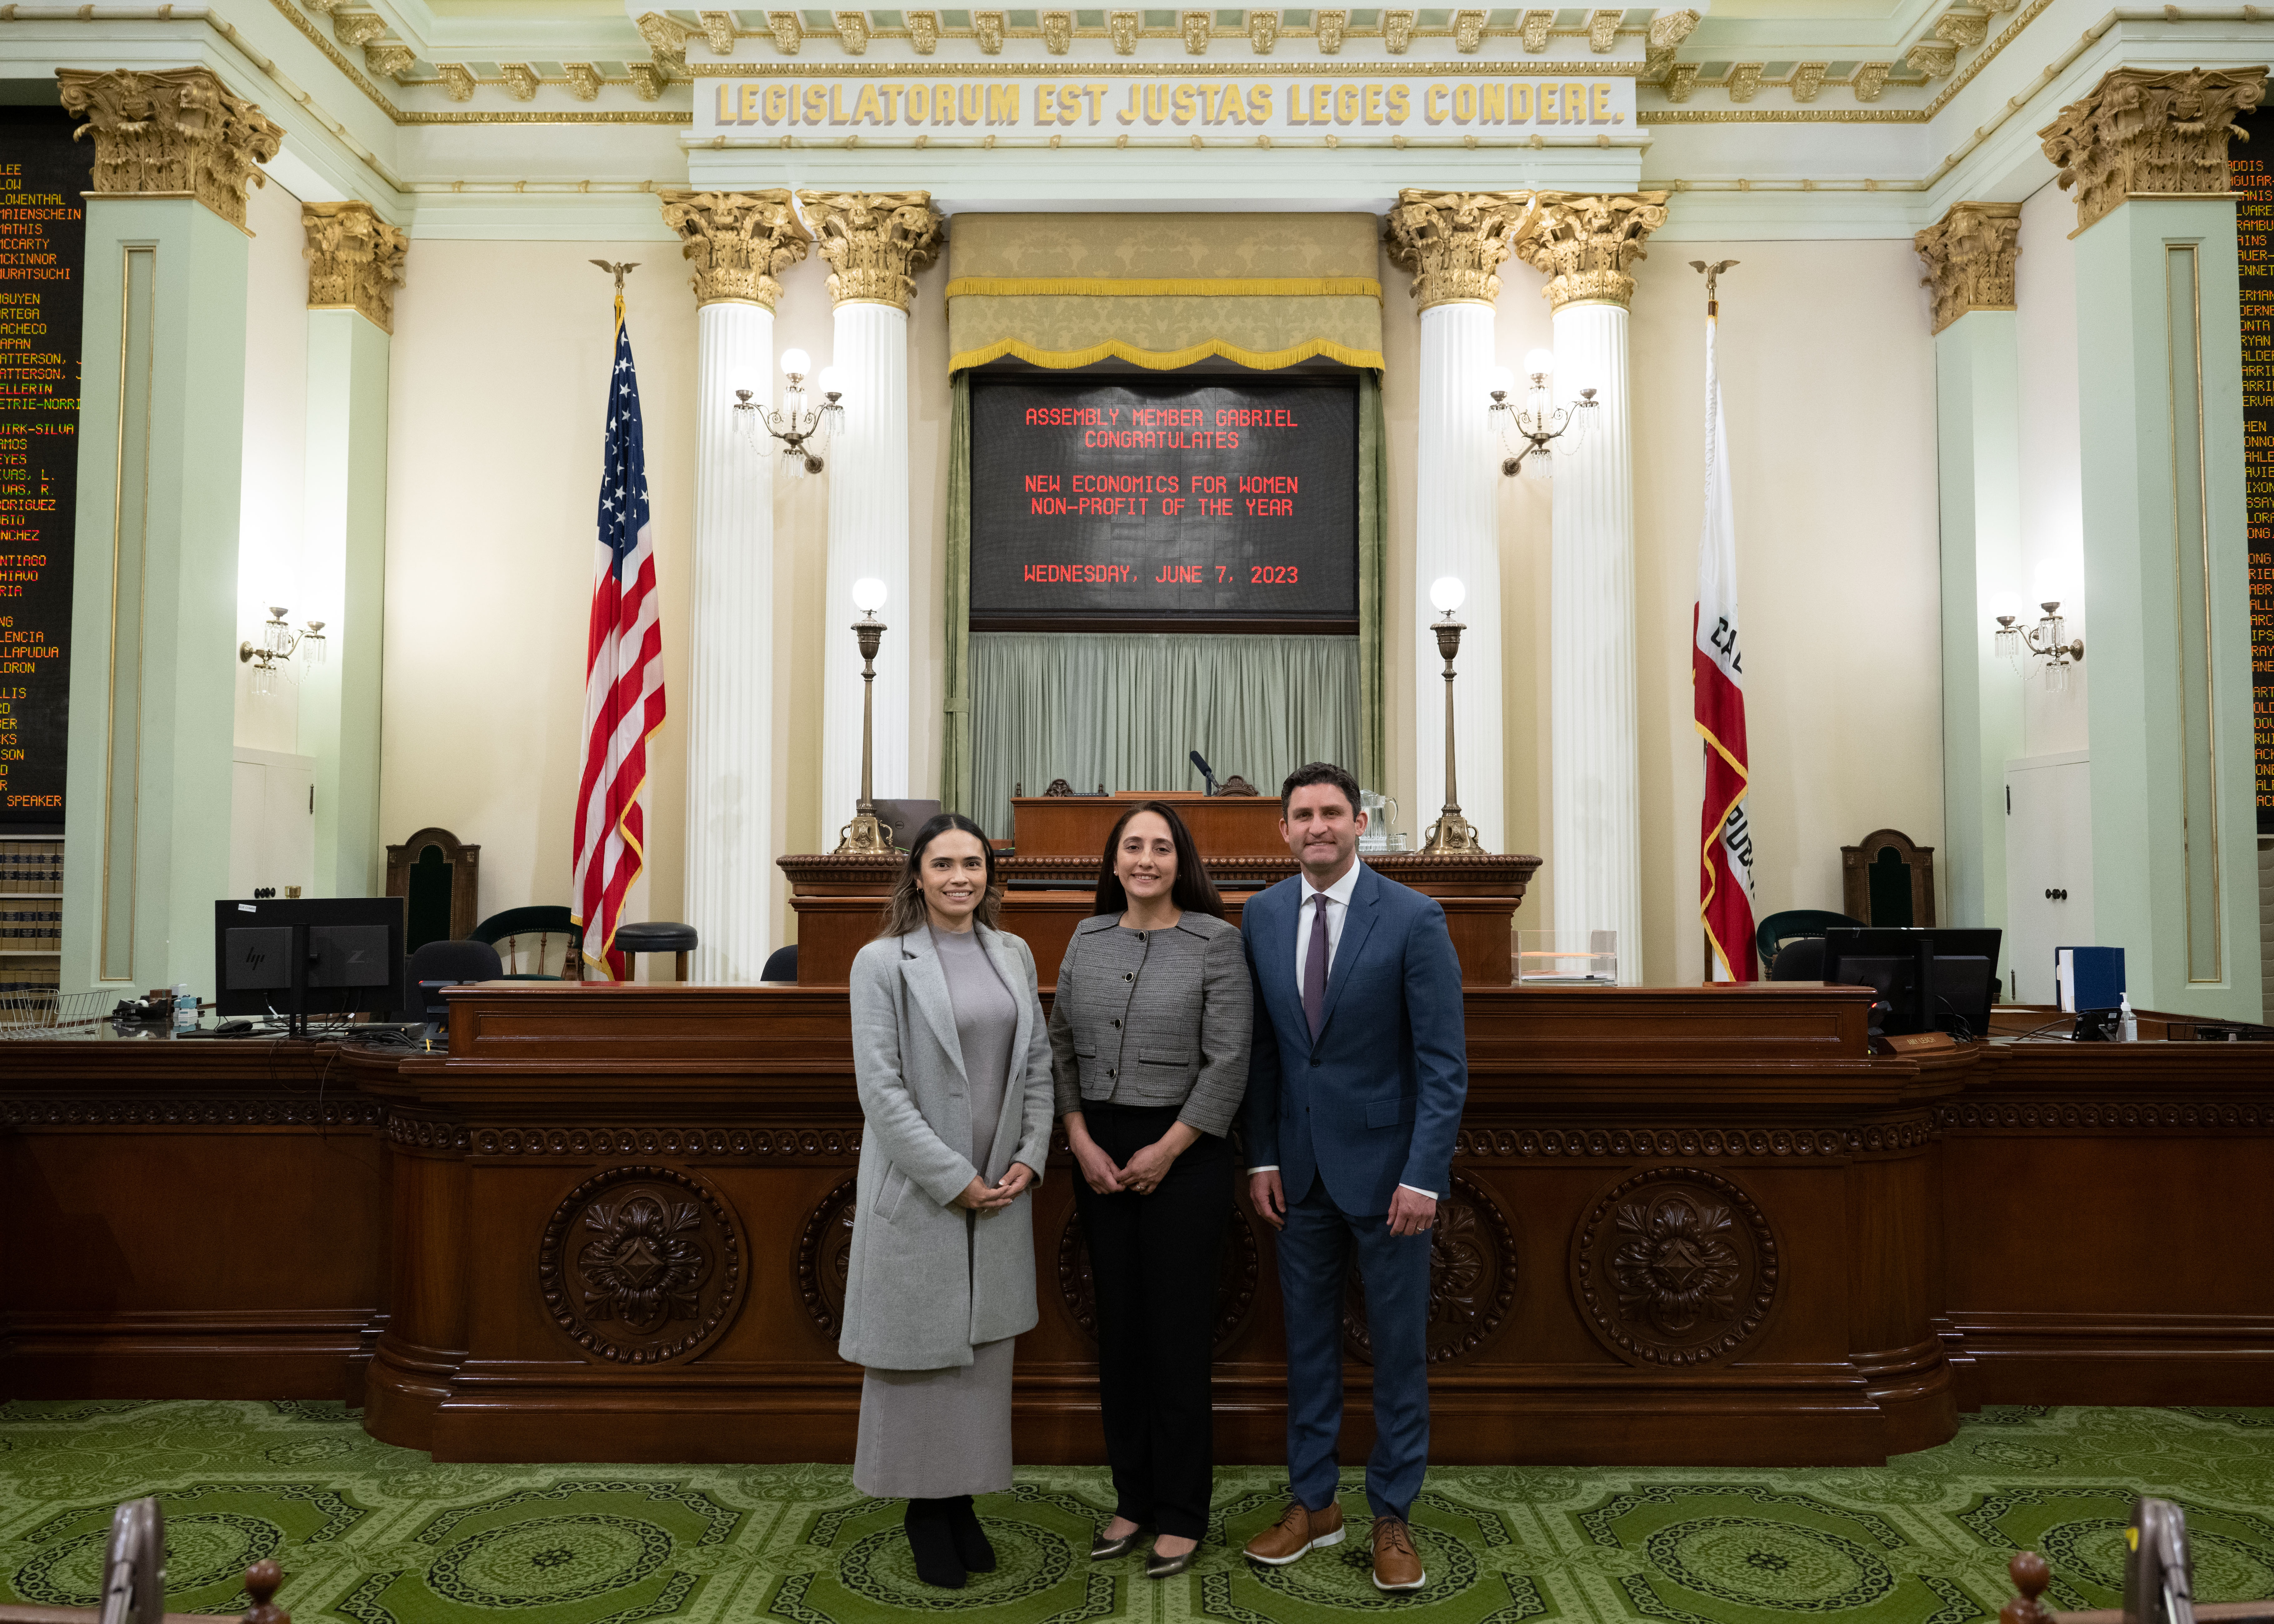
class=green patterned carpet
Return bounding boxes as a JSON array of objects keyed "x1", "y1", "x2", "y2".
[{"x1": 1, "y1": 1402, "x2": 2271, "y2": 1624}]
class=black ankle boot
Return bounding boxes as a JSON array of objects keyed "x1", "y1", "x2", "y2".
[
  {"x1": 905, "y1": 1499, "x2": 965, "y2": 1589},
  {"x1": 947, "y1": 1496, "x2": 997, "y2": 1573}
]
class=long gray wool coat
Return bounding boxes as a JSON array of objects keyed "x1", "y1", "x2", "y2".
[{"x1": 839, "y1": 923, "x2": 1055, "y2": 1371}]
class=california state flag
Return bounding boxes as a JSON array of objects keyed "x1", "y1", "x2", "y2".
[{"x1": 1695, "y1": 304, "x2": 1759, "y2": 981}]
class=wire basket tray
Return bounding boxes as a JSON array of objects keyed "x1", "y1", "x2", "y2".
[{"x1": 0, "y1": 988, "x2": 116, "y2": 1041}]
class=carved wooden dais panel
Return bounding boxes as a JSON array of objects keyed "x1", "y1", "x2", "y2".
[
  {"x1": 1057, "y1": 1204, "x2": 1261, "y2": 1355},
  {"x1": 797, "y1": 1178, "x2": 859, "y2": 1339},
  {"x1": 538, "y1": 1164, "x2": 744, "y2": 1364},
  {"x1": 1570, "y1": 1165, "x2": 1781, "y2": 1367},
  {"x1": 1342, "y1": 1173, "x2": 1517, "y2": 1364}
]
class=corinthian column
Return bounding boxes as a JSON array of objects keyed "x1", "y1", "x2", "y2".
[
  {"x1": 1514, "y1": 191, "x2": 1668, "y2": 983},
  {"x1": 1384, "y1": 190, "x2": 1530, "y2": 855},
  {"x1": 660, "y1": 189, "x2": 809, "y2": 980},
  {"x1": 2038, "y1": 67, "x2": 2266, "y2": 1018},
  {"x1": 300, "y1": 201, "x2": 406, "y2": 901},
  {"x1": 797, "y1": 190, "x2": 944, "y2": 845},
  {"x1": 54, "y1": 69, "x2": 280, "y2": 996}
]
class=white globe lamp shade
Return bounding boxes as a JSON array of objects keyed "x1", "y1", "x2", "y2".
[
  {"x1": 1429, "y1": 576, "x2": 1466, "y2": 615},
  {"x1": 819, "y1": 365, "x2": 847, "y2": 397},
  {"x1": 779, "y1": 347, "x2": 811, "y2": 377},
  {"x1": 852, "y1": 577, "x2": 889, "y2": 614},
  {"x1": 1524, "y1": 347, "x2": 1556, "y2": 378}
]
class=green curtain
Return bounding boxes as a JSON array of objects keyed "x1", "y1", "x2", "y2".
[
  {"x1": 941, "y1": 374, "x2": 973, "y2": 814},
  {"x1": 968, "y1": 632, "x2": 1361, "y2": 840}
]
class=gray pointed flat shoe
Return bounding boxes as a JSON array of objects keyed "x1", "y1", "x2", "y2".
[
  {"x1": 1092, "y1": 1525, "x2": 1150, "y2": 1560},
  {"x1": 1146, "y1": 1543, "x2": 1201, "y2": 1579}
]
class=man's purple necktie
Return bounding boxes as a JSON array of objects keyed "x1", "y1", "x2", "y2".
[{"x1": 1304, "y1": 892, "x2": 1331, "y2": 1039}]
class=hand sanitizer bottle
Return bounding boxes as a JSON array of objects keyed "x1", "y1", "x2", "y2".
[
  {"x1": 2118, "y1": 992, "x2": 2137, "y2": 1043},
  {"x1": 172, "y1": 982, "x2": 197, "y2": 1034}
]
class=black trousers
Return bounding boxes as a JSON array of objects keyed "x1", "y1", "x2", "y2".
[{"x1": 1073, "y1": 1101, "x2": 1232, "y2": 1540}]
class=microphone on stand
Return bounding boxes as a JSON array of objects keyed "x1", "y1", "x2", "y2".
[{"x1": 1189, "y1": 750, "x2": 1217, "y2": 795}]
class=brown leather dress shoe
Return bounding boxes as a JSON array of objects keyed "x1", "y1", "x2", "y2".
[
  {"x1": 1242, "y1": 1500, "x2": 1346, "y2": 1566},
  {"x1": 1372, "y1": 1516, "x2": 1426, "y2": 1592}
]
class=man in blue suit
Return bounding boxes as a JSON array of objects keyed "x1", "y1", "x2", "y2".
[{"x1": 1240, "y1": 760, "x2": 1466, "y2": 1593}]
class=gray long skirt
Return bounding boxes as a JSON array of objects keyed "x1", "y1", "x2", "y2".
[{"x1": 852, "y1": 1336, "x2": 1015, "y2": 1499}]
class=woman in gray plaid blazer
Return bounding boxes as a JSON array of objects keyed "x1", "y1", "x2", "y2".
[{"x1": 1048, "y1": 800, "x2": 1252, "y2": 1580}]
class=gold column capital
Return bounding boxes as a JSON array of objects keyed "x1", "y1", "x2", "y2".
[
  {"x1": 2038, "y1": 65, "x2": 2268, "y2": 235},
  {"x1": 795, "y1": 190, "x2": 945, "y2": 310},
  {"x1": 1382, "y1": 190, "x2": 1533, "y2": 311},
  {"x1": 659, "y1": 189, "x2": 811, "y2": 310},
  {"x1": 1511, "y1": 191, "x2": 1671, "y2": 312},
  {"x1": 1913, "y1": 200, "x2": 2021, "y2": 335},
  {"x1": 302, "y1": 201, "x2": 408, "y2": 333},
  {"x1": 55, "y1": 66, "x2": 282, "y2": 230}
]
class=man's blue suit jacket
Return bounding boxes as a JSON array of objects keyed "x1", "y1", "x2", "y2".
[{"x1": 1241, "y1": 862, "x2": 1468, "y2": 1215}]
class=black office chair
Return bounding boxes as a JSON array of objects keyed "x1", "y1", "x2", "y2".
[
  {"x1": 762, "y1": 944, "x2": 799, "y2": 983},
  {"x1": 406, "y1": 940, "x2": 504, "y2": 1025},
  {"x1": 1755, "y1": 909, "x2": 1864, "y2": 975},
  {"x1": 1767, "y1": 936, "x2": 1828, "y2": 982},
  {"x1": 471, "y1": 905, "x2": 581, "y2": 979}
]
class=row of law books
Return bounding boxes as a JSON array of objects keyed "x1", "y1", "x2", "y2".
[{"x1": 1, "y1": 838, "x2": 64, "y2": 894}]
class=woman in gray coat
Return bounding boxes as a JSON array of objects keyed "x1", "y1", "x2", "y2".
[
  {"x1": 843, "y1": 812, "x2": 1055, "y2": 1590},
  {"x1": 1049, "y1": 800, "x2": 1252, "y2": 1579}
]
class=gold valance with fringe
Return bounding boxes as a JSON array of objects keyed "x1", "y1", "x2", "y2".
[{"x1": 946, "y1": 212, "x2": 1385, "y2": 373}]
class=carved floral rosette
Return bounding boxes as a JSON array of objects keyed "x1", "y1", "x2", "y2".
[
  {"x1": 797, "y1": 1177, "x2": 860, "y2": 1338},
  {"x1": 796, "y1": 189, "x2": 945, "y2": 310},
  {"x1": 1513, "y1": 191, "x2": 1671, "y2": 311},
  {"x1": 538, "y1": 1163, "x2": 745, "y2": 1363},
  {"x1": 56, "y1": 67, "x2": 283, "y2": 231},
  {"x1": 1342, "y1": 1172, "x2": 1517, "y2": 1364},
  {"x1": 302, "y1": 202, "x2": 409, "y2": 334},
  {"x1": 1913, "y1": 201, "x2": 2020, "y2": 335},
  {"x1": 1383, "y1": 190, "x2": 1533, "y2": 310},
  {"x1": 1057, "y1": 1203, "x2": 1261, "y2": 1354},
  {"x1": 2038, "y1": 66, "x2": 2269, "y2": 236},
  {"x1": 1569, "y1": 1164, "x2": 1781, "y2": 1367},
  {"x1": 659, "y1": 189, "x2": 812, "y2": 309}
]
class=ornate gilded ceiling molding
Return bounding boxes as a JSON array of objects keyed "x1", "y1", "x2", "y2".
[
  {"x1": 1383, "y1": 189, "x2": 1532, "y2": 311},
  {"x1": 302, "y1": 200, "x2": 408, "y2": 333},
  {"x1": 1791, "y1": 62, "x2": 1826, "y2": 101},
  {"x1": 660, "y1": 189, "x2": 812, "y2": 309},
  {"x1": 1316, "y1": 8, "x2": 1347, "y2": 52},
  {"x1": 1586, "y1": 7, "x2": 1621, "y2": 52},
  {"x1": 1512, "y1": 191, "x2": 1671, "y2": 311},
  {"x1": 55, "y1": 67, "x2": 282, "y2": 230},
  {"x1": 1248, "y1": 11, "x2": 1281, "y2": 54},
  {"x1": 796, "y1": 190, "x2": 944, "y2": 310},
  {"x1": 1914, "y1": 200, "x2": 2020, "y2": 334},
  {"x1": 1384, "y1": 8, "x2": 1416, "y2": 52},
  {"x1": 2039, "y1": 65, "x2": 2268, "y2": 234},
  {"x1": 636, "y1": 11, "x2": 689, "y2": 69},
  {"x1": 909, "y1": 11, "x2": 940, "y2": 52},
  {"x1": 1044, "y1": 10, "x2": 1074, "y2": 53},
  {"x1": 1110, "y1": 9, "x2": 1141, "y2": 52},
  {"x1": 700, "y1": 11, "x2": 737, "y2": 53},
  {"x1": 1453, "y1": 9, "x2": 1486, "y2": 52},
  {"x1": 1521, "y1": 9, "x2": 1554, "y2": 52}
]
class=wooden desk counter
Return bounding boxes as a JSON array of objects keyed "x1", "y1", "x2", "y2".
[{"x1": 2, "y1": 989, "x2": 2266, "y2": 1469}]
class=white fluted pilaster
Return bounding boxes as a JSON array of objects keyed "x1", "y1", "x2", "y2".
[
  {"x1": 686, "y1": 300, "x2": 776, "y2": 981},
  {"x1": 1413, "y1": 301, "x2": 1503, "y2": 851},
  {"x1": 1548, "y1": 299, "x2": 1642, "y2": 981},
  {"x1": 821, "y1": 300, "x2": 912, "y2": 835}
]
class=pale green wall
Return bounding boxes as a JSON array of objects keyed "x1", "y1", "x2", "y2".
[
  {"x1": 60, "y1": 198, "x2": 249, "y2": 999},
  {"x1": 2073, "y1": 196, "x2": 2264, "y2": 1021},
  {"x1": 300, "y1": 307, "x2": 392, "y2": 899},
  {"x1": 1935, "y1": 308, "x2": 2024, "y2": 936}
]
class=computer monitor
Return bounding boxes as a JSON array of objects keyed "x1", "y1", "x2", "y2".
[
  {"x1": 213, "y1": 896, "x2": 407, "y2": 1032},
  {"x1": 1823, "y1": 926, "x2": 2002, "y2": 1040}
]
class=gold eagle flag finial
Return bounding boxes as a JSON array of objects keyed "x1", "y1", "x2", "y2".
[{"x1": 1689, "y1": 258, "x2": 1738, "y2": 312}]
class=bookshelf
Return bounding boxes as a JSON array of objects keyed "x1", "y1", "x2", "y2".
[{"x1": 0, "y1": 834, "x2": 63, "y2": 1023}]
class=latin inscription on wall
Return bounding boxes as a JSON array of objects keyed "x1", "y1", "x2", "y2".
[
  {"x1": 968, "y1": 374, "x2": 1358, "y2": 628},
  {"x1": 0, "y1": 110, "x2": 87, "y2": 830}
]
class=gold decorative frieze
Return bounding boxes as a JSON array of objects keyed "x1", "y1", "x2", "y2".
[
  {"x1": 700, "y1": 11, "x2": 736, "y2": 53},
  {"x1": 909, "y1": 11, "x2": 940, "y2": 52},
  {"x1": 1728, "y1": 63, "x2": 1761, "y2": 102},
  {"x1": 1512, "y1": 191, "x2": 1670, "y2": 310},
  {"x1": 302, "y1": 200, "x2": 407, "y2": 332},
  {"x1": 1587, "y1": 8, "x2": 1620, "y2": 51},
  {"x1": 1913, "y1": 200, "x2": 2020, "y2": 333},
  {"x1": 1110, "y1": 10, "x2": 1140, "y2": 52},
  {"x1": 1934, "y1": 10, "x2": 1988, "y2": 46},
  {"x1": 1316, "y1": 8, "x2": 1347, "y2": 52},
  {"x1": 365, "y1": 42, "x2": 415, "y2": 79},
  {"x1": 974, "y1": 10, "x2": 1005, "y2": 52},
  {"x1": 1665, "y1": 62, "x2": 1699, "y2": 102},
  {"x1": 1044, "y1": 11, "x2": 1073, "y2": 53},
  {"x1": 628, "y1": 62, "x2": 665, "y2": 99},
  {"x1": 1385, "y1": 9, "x2": 1416, "y2": 52},
  {"x1": 1453, "y1": 10, "x2": 1485, "y2": 52},
  {"x1": 1903, "y1": 40, "x2": 1955, "y2": 78},
  {"x1": 439, "y1": 62, "x2": 475, "y2": 101},
  {"x1": 835, "y1": 12, "x2": 870, "y2": 53},
  {"x1": 1853, "y1": 62, "x2": 1889, "y2": 100},
  {"x1": 768, "y1": 11, "x2": 803, "y2": 53},
  {"x1": 2039, "y1": 66, "x2": 2267, "y2": 233},
  {"x1": 660, "y1": 189, "x2": 811, "y2": 309},
  {"x1": 1249, "y1": 11, "x2": 1281, "y2": 54},
  {"x1": 331, "y1": 11, "x2": 386, "y2": 49},
  {"x1": 1791, "y1": 62, "x2": 1825, "y2": 102},
  {"x1": 636, "y1": 12, "x2": 688, "y2": 69},
  {"x1": 1181, "y1": 10, "x2": 1212, "y2": 53},
  {"x1": 564, "y1": 62, "x2": 601, "y2": 100},
  {"x1": 1384, "y1": 190, "x2": 1531, "y2": 310},
  {"x1": 501, "y1": 64, "x2": 537, "y2": 100},
  {"x1": 55, "y1": 67, "x2": 282, "y2": 230},
  {"x1": 797, "y1": 190, "x2": 944, "y2": 310},
  {"x1": 1521, "y1": 10, "x2": 1553, "y2": 52}
]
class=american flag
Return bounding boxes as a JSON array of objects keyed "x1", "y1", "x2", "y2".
[
  {"x1": 1694, "y1": 288, "x2": 1759, "y2": 981},
  {"x1": 572, "y1": 287, "x2": 666, "y2": 981}
]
